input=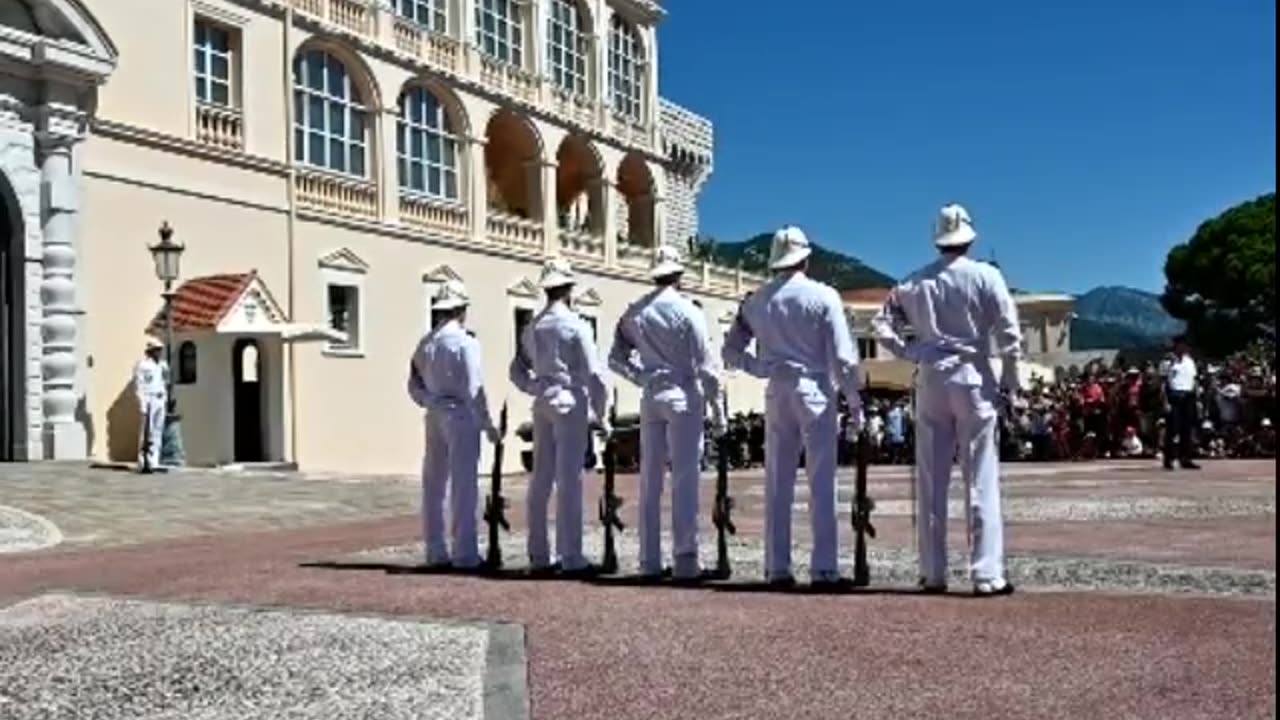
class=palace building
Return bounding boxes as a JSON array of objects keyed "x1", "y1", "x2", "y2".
[{"x1": 0, "y1": 0, "x2": 767, "y2": 472}]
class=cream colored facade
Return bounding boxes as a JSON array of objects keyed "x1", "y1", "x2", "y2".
[{"x1": 0, "y1": 0, "x2": 769, "y2": 472}]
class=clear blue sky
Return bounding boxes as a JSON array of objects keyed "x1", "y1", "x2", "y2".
[{"x1": 656, "y1": 0, "x2": 1276, "y2": 294}]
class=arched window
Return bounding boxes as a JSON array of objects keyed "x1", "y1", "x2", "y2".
[
  {"x1": 177, "y1": 341, "x2": 198, "y2": 384},
  {"x1": 475, "y1": 0, "x2": 523, "y2": 66},
  {"x1": 547, "y1": 0, "x2": 587, "y2": 95},
  {"x1": 607, "y1": 16, "x2": 644, "y2": 119},
  {"x1": 397, "y1": 87, "x2": 460, "y2": 200},
  {"x1": 292, "y1": 48, "x2": 368, "y2": 177},
  {"x1": 395, "y1": 0, "x2": 447, "y2": 34}
]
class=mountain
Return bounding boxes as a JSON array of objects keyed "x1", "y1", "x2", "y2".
[
  {"x1": 1070, "y1": 286, "x2": 1184, "y2": 351},
  {"x1": 711, "y1": 233, "x2": 897, "y2": 290}
]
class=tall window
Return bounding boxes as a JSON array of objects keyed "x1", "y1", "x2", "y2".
[
  {"x1": 547, "y1": 0, "x2": 587, "y2": 95},
  {"x1": 397, "y1": 87, "x2": 460, "y2": 200},
  {"x1": 292, "y1": 49, "x2": 368, "y2": 177},
  {"x1": 395, "y1": 0, "x2": 447, "y2": 34},
  {"x1": 475, "y1": 0, "x2": 523, "y2": 66},
  {"x1": 193, "y1": 20, "x2": 235, "y2": 107},
  {"x1": 608, "y1": 16, "x2": 644, "y2": 119}
]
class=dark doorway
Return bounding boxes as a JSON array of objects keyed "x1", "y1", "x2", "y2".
[
  {"x1": 1, "y1": 178, "x2": 23, "y2": 462},
  {"x1": 232, "y1": 338, "x2": 265, "y2": 462}
]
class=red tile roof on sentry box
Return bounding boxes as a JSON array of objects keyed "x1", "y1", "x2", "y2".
[{"x1": 145, "y1": 272, "x2": 255, "y2": 335}]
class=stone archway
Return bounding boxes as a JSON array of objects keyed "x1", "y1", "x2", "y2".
[
  {"x1": 554, "y1": 134, "x2": 602, "y2": 234},
  {"x1": 0, "y1": 0, "x2": 118, "y2": 461},
  {"x1": 0, "y1": 172, "x2": 24, "y2": 461},
  {"x1": 484, "y1": 109, "x2": 543, "y2": 219},
  {"x1": 617, "y1": 151, "x2": 655, "y2": 247}
]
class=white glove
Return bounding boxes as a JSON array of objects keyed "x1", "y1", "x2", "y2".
[{"x1": 484, "y1": 424, "x2": 501, "y2": 445}]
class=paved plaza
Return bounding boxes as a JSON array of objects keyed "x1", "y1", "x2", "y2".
[{"x1": 0, "y1": 459, "x2": 1274, "y2": 719}]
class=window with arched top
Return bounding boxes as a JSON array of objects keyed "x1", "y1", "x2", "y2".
[
  {"x1": 475, "y1": 0, "x2": 523, "y2": 66},
  {"x1": 177, "y1": 341, "x2": 198, "y2": 384},
  {"x1": 395, "y1": 0, "x2": 447, "y2": 34},
  {"x1": 608, "y1": 16, "x2": 644, "y2": 119},
  {"x1": 397, "y1": 86, "x2": 460, "y2": 200},
  {"x1": 547, "y1": 0, "x2": 588, "y2": 96},
  {"x1": 292, "y1": 48, "x2": 368, "y2": 177}
]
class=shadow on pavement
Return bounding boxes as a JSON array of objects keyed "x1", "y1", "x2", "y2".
[{"x1": 300, "y1": 561, "x2": 967, "y2": 596}]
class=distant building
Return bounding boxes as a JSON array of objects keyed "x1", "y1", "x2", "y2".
[{"x1": 841, "y1": 287, "x2": 1076, "y2": 384}]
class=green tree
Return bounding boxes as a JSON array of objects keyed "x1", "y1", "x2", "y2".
[{"x1": 1161, "y1": 192, "x2": 1276, "y2": 357}]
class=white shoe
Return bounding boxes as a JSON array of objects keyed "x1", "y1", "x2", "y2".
[{"x1": 974, "y1": 578, "x2": 1015, "y2": 596}]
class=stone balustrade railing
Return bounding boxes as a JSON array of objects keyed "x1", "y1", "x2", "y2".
[
  {"x1": 194, "y1": 103, "x2": 244, "y2": 151},
  {"x1": 399, "y1": 193, "x2": 468, "y2": 234},
  {"x1": 486, "y1": 212, "x2": 543, "y2": 250},
  {"x1": 559, "y1": 229, "x2": 604, "y2": 264},
  {"x1": 295, "y1": 169, "x2": 378, "y2": 219}
]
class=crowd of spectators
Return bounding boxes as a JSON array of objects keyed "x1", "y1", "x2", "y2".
[{"x1": 847, "y1": 344, "x2": 1276, "y2": 465}]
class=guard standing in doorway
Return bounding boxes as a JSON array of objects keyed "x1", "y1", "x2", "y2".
[{"x1": 134, "y1": 336, "x2": 168, "y2": 473}]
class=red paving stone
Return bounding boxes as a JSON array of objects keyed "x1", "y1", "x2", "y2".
[{"x1": 1, "y1": 515, "x2": 1274, "y2": 720}]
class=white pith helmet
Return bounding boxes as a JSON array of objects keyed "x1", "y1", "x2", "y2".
[
  {"x1": 432, "y1": 279, "x2": 470, "y2": 311},
  {"x1": 768, "y1": 225, "x2": 812, "y2": 269},
  {"x1": 650, "y1": 244, "x2": 686, "y2": 278},
  {"x1": 933, "y1": 203, "x2": 977, "y2": 248},
  {"x1": 539, "y1": 257, "x2": 576, "y2": 289}
]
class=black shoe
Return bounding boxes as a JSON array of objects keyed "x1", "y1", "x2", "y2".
[
  {"x1": 767, "y1": 575, "x2": 796, "y2": 588},
  {"x1": 1180, "y1": 461, "x2": 1201, "y2": 470},
  {"x1": 811, "y1": 576, "x2": 854, "y2": 592},
  {"x1": 561, "y1": 564, "x2": 602, "y2": 579},
  {"x1": 528, "y1": 562, "x2": 561, "y2": 578},
  {"x1": 636, "y1": 567, "x2": 673, "y2": 583},
  {"x1": 1163, "y1": 462, "x2": 1175, "y2": 471},
  {"x1": 919, "y1": 578, "x2": 948, "y2": 594}
]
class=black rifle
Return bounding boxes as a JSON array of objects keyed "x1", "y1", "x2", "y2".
[
  {"x1": 598, "y1": 394, "x2": 624, "y2": 574},
  {"x1": 851, "y1": 416, "x2": 877, "y2": 587},
  {"x1": 483, "y1": 402, "x2": 511, "y2": 570},
  {"x1": 711, "y1": 391, "x2": 736, "y2": 579}
]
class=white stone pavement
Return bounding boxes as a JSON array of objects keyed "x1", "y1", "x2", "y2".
[{"x1": 0, "y1": 593, "x2": 528, "y2": 720}]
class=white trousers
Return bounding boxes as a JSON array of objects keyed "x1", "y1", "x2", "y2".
[
  {"x1": 763, "y1": 377, "x2": 840, "y2": 579},
  {"x1": 421, "y1": 409, "x2": 482, "y2": 567},
  {"x1": 137, "y1": 395, "x2": 165, "y2": 468},
  {"x1": 914, "y1": 379, "x2": 1005, "y2": 584},
  {"x1": 526, "y1": 392, "x2": 589, "y2": 571},
  {"x1": 637, "y1": 386, "x2": 705, "y2": 576}
]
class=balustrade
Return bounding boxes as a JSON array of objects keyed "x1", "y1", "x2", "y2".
[
  {"x1": 295, "y1": 170, "x2": 378, "y2": 219},
  {"x1": 194, "y1": 103, "x2": 243, "y2": 151}
]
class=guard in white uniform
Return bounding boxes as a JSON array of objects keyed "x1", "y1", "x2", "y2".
[
  {"x1": 133, "y1": 337, "x2": 168, "y2": 472},
  {"x1": 407, "y1": 280, "x2": 502, "y2": 569},
  {"x1": 871, "y1": 203, "x2": 1021, "y2": 596},
  {"x1": 608, "y1": 245, "x2": 728, "y2": 580},
  {"x1": 509, "y1": 259, "x2": 611, "y2": 575},
  {"x1": 722, "y1": 227, "x2": 863, "y2": 586}
]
